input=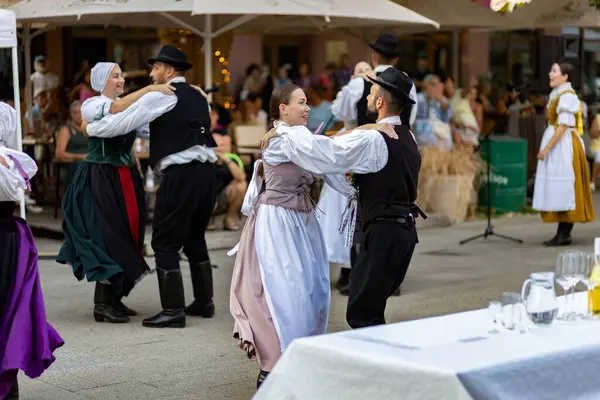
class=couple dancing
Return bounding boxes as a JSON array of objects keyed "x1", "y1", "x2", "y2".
[
  {"x1": 230, "y1": 66, "x2": 423, "y2": 387},
  {"x1": 57, "y1": 45, "x2": 218, "y2": 328}
]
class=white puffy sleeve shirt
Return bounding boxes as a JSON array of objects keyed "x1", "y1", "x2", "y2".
[
  {"x1": 0, "y1": 147, "x2": 38, "y2": 202},
  {"x1": 556, "y1": 92, "x2": 580, "y2": 127}
]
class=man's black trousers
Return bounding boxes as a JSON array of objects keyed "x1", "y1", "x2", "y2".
[
  {"x1": 346, "y1": 219, "x2": 417, "y2": 329},
  {"x1": 151, "y1": 161, "x2": 218, "y2": 271}
]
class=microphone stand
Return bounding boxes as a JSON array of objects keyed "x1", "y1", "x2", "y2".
[{"x1": 459, "y1": 131, "x2": 523, "y2": 245}]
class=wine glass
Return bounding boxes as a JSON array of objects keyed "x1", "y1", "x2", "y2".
[
  {"x1": 488, "y1": 301, "x2": 502, "y2": 333},
  {"x1": 556, "y1": 251, "x2": 581, "y2": 321},
  {"x1": 579, "y1": 252, "x2": 600, "y2": 320}
]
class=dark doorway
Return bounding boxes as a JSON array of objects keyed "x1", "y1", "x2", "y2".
[{"x1": 278, "y1": 46, "x2": 299, "y2": 79}]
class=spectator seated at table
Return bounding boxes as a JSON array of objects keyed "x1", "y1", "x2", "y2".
[
  {"x1": 306, "y1": 84, "x2": 337, "y2": 133},
  {"x1": 55, "y1": 100, "x2": 88, "y2": 186},
  {"x1": 211, "y1": 106, "x2": 232, "y2": 154},
  {"x1": 207, "y1": 147, "x2": 247, "y2": 231},
  {"x1": 413, "y1": 74, "x2": 455, "y2": 150}
]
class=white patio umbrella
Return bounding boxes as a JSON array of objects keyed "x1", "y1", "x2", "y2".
[
  {"x1": 0, "y1": 9, "x2": 25, "y2": 219},
  {"x1": 11, "y1": 0, "x2": 438, "y2": 102},
  {"x1": 190, "y1": 0, "x2": 439, "y2": 87}
]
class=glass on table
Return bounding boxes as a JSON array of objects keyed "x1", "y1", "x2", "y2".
[
  {"x1": 501, "y1": 292, "x2": 521, "y2": 330},
  {"x1": 488, "y1": 301, "x2": 502, "y2": 333},
  {"x1": 556, "y1": 251, "x2": 582, "y2": 321},
  {"x1": 579, "y1": 252, "x2": 600, "y2": 320}
]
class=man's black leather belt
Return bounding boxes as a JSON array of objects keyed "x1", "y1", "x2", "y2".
[{"x1": 374, "y1": 216, "x2": 414, "y2": 225}]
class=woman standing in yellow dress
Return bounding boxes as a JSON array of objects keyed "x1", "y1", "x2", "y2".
[{"x1": 532, "y1": 61, "x2": 595, "y2": 246}]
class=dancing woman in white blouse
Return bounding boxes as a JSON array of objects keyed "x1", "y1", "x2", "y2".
[
  {"x1": 229, "y1": 83, "x2": 398, "y2": 388},
  {"x1": 532, "y1": 61, "x2": 595, "y2": 246}
]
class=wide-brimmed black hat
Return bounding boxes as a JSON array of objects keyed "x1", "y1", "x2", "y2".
[
  {"x1": 367, "y1": 68, "x2": 415, "y2": 104},
  {"x1": 148, "y1": 45, "x2": 193, "y2": 71},
  {"x1": 368, "y1": 34, "x2": 402, "y2": 58}
]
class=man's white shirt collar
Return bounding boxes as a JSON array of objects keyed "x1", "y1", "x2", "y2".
[
  {"x1": 377, "y1": 116, "x2": 402, "y2": 125},
  {"x1": 168, "y1": 76, "x2": 186, "y2": 84},
  {"x1": 374, "y1": 65, "x2": 392, "y2": 73}
]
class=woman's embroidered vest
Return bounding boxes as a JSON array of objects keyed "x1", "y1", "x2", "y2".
[{"x1": 547, "y1": 90, "x2": 583, "y2": 136}]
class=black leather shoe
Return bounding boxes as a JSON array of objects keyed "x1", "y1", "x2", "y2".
[
  {"x1": 257, "y1": 370, "x2": 269, "y2": 389},
  {"x1": 6, "y1": 379, "x2": 18, "y2": 399},
  {"x1": 94, "y1": 283, "x2": 129, "y2": 323},
  {"x1": 185, "y1": 261, "x2": 215, "y2": 318},
  {"x1": 185, "y1": 299, "x2": 215, "y2": 318},
  {"x1": 114, "y1": 299, "x2": 138, "y2": 316},
  {"x1": 143, "y1": 268, "x2": 186, "y2": 328},
  {"x1": 543, "y1": 235, "x2": 572, "y2": 247}
]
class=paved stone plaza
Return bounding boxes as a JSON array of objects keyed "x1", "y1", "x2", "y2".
[{"x1": 20, "y1": 209, "x2": 600, "y2": 399}]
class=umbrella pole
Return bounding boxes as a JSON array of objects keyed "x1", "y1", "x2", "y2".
[
  {"x1": 204, "y1": 14, "x2": 213, "y2": 101},
  {"x1": 11, "y1": 45, "x2": 26, "y2": 220},
  {"x1": 23, "y1": 23, "x2": 33, "y2": 133}
]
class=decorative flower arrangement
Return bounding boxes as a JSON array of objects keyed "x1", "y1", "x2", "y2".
[{"x1": 478, "y1": 0, "x2": 532, "y2": 13}]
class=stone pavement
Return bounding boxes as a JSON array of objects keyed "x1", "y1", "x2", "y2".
[{"x1": 21, "y1": 211, "x2": 600, "y2": 400}]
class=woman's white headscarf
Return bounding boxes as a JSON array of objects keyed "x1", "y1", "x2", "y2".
[
  {"x1": 91, "y1": 62, "x2": 118, "y2": 92},
  {"x1": 0, "y1": 101, "x2": 17, "y2": 149}
]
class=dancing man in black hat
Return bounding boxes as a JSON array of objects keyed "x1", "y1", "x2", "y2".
[
  {"x1": 331, "y1": 34, "x2": 418, "y2": 297},
  {"x1": 343, "y1": 67, "x2": 425, "y2": 329},
  {"x1": 83, "y1": 45, "x2": 219, "y2": 328}
]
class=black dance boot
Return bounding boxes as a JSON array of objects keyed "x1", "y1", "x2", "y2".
[
  {"x1": 544, "y1": 223, "x2": 573, "y2": 247},
  {"x1": 114, "y1": 298, "x2": 138, "y2": 316},
  {"x1": 93, "y1": 283, "x2": 129, "y2": 323},
  {"x1": 6, "y1": 378, "x2": 18, "y2": 400},
  {"x1": 185, "y1": 261, "x2": 215, "y2": 318},
  {"x1": 337, "y1": 267, "x2": 351, "y2": 296},
  {"x1": 257, "y1": 370, "x2": 269, "y2": 389},
  {"x1": 143, "y1": 268, "x2": 186, "y2": 328}
]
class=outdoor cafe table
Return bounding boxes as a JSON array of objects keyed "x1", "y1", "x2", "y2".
[{"x1": 255, "y1": 293, "x2": 600, "y2": 400}]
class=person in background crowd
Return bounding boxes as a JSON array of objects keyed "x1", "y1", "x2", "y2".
[
  {"x1": 334, "y1": 53, "x2": 352, "y2": 92},
  {"x1": 30, "y1": 55, "x2": 59, "y2": 95},
  {"x1": 413, "y1": 74, "x2": 455, "y2": 150},
  {"x1": 210, "y1": 147, "x2": 247, "y2": 231},
  {"x1": 248, "y1": 93, "x2": 268, "y2": 126},
  {"x1": 412, "y1": 56, "x2": 432, "y2": 91},
  {"x1": 296, "y1": 63, "x2": 314, "y2": 90},
  {"x1": 261, "y1": 64, "x2": 274, "y2": 113},
  {"x1": 211, "y1": 106, "x2": 232, "y2": 154},
  {"x1": 73, "y1": 59, "x2": 90, "y2": 87},
  {"x1": 589, "y1": 113, "x2": 600, "y2": 191},
  {"x1": 306, "y1": 84, "x2": 337, "y2": 133},
  {"x1": 477, "y1": 77, "x2": 494, "y2": 112},
  {"x1": 0, "y1": 102, "x2": 64, "y2": 400},
  {"x1": 274, "y1": 64, "x2": 293, "y2": 88},
  {"x1": 55, "y1": 100, "x2": 88, "y2": 186},
  {"x1": 69, "y1": 68, "x2": 96, "y2": 103},
  {"x1": 318, "y1": 62, "x2": 337, "y2": 101},
  {"x1": 444, "y1": 76, "x2": 480, "y2": 148},
  {"x1": 241, "y1": 64, "x2": 266, "y2": 101},
  {"x1": 532, "y1": 61, "x2": 595, "y2": 246},
  {"x1": 469, "y1": 84, "x2": 484, "y2": 131}
]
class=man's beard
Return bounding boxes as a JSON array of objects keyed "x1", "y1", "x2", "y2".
[{"x1": 366, "y1": 103, "x2": 378, "y2": 120}]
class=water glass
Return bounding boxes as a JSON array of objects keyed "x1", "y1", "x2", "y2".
[
  {"x1": 501, "y1": 292, "x2": 521, "y2": 330},
  {"x1": 488, "y1": 301, "x2": 502, "y2": 333}
]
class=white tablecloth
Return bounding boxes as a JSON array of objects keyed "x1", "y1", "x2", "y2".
[{"x1": 255, "y1": 293, "x2": 600, "y2": 400}]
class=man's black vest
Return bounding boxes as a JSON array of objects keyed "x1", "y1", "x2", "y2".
[
  {"x1": 354, "y1": 125, "x2": 421, "y2": 227},
  {"x1": 149, "y1": 82, "x2": 216, "y2": 169},
  {"x1": 355, "y1": 69, "x2": 413, "y2": 127}
]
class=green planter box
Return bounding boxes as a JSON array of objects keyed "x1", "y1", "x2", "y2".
[{"x1": 478, "y1": 136, "x2": 528, "y2": 214}]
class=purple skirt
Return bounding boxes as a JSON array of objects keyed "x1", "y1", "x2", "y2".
[{"x1": 0, "y1": 211, "x2": 64, "y2": 398}]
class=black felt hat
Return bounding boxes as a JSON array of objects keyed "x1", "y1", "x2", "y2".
[
  {"x1": 367, "y1": 68, "x2": 415, "y2": 104},
  {"x1": 368, "y1": 34, "x2": 402, "y2": 58},
  {"x1": 148, "y1": 45, "x2": 193, "y2": 71}
]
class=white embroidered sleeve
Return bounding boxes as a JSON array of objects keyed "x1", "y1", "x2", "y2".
[{"x1": 556, "y1": 92, "x2": 580, "y2": 127}]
